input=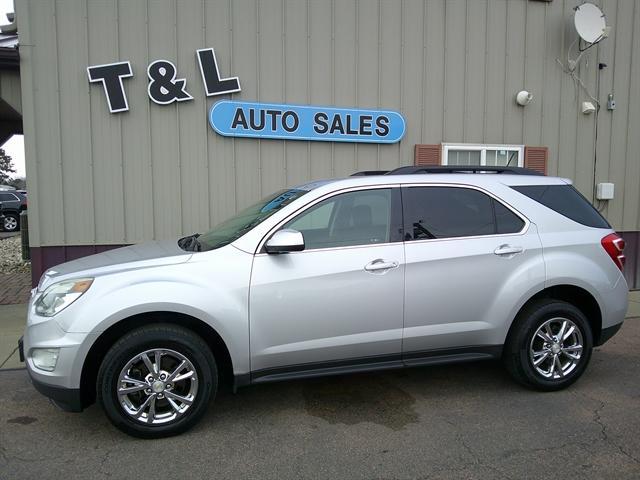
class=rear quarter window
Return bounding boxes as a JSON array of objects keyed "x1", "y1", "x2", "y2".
[
  {"x1": 0, "y1": 193, "x2": 18, "y2": 202},
  {"x1": 512, "y1": 185, "x2": 610, "y2": 229}
]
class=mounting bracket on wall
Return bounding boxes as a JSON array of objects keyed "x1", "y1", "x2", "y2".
[{"x1": 556, "y1": 3, "x2": 612, "y2": 109}]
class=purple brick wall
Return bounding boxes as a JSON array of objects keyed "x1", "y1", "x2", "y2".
[
  {"x1": 30, "y1": 245, "x2": 128, "y2": 287},
  {"x1": 620, "y1": 231, "x2": 639, "y2": 290}
]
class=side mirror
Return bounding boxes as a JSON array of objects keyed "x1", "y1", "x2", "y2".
[{"x1": 265, "y1": 229, "x2": 305, "y2": 254}]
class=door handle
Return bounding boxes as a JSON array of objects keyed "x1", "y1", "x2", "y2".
[
  {"x1": 364, "y1": 259, "x2": 399, "y2": 272},
  {"x1": 494, "y1": 245, "x2": 524, "y2": 256}
]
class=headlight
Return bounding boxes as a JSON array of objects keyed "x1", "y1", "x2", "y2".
[
  {"x1": 37, "y1": 269, "x2": 57, "y2": 292},
  {"x1": 34, "y1": 278, "x2": 94, "y2": 317}
]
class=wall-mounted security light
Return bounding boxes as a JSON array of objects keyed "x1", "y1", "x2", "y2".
[
  {"x1": 515, "y1": 90, "x2": 533, "y2": 106},
  {"x1": 582, "y1": 101, "x2": 596, "y2": 114}
]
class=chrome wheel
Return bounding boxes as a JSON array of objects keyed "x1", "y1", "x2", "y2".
[
  {"x1": 117, "y1": 348, "x2": 198, "y2": 425},
  {"x1": 3, "y1": 215, "x2": 17, "y2": 231},
  {"x1": 529, "y1": 317, "x2": 584, "y2": 379}
]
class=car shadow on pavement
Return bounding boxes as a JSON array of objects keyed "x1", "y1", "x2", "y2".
[
  {"x1": 203, "y1": 359, "x2": 518, "y2": 432},
  {"x1": 2, "y1": 336, "x2": 639, "y2": 480}
]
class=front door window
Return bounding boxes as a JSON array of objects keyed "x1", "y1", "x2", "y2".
[{"x1": 283, "y1": 188, "x2": 398, "y2": 249}]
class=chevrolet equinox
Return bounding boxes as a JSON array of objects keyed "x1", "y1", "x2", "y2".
[{"x1": 20, "y1": 166, "x2": 628, "y2": 438}]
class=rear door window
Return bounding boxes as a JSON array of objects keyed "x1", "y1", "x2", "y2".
[
  {"x1": 402, "y1": 186, "x2": 525, "y2": 240},
  {"x1": 512, "y1": 185, "x2": 610, "y2": 229}
]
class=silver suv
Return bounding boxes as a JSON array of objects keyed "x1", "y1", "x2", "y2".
[{"x1": 20, "y1": 166, "x2": 628, "y2": 438}]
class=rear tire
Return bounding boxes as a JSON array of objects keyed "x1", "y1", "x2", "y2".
[
  {"x1": 97, "y1": 324, "x2": 217, "y2": 438},
  {"x1": 504, "y1": 299, "x2": 593, "y2": 391},
  {"x1": 2, "y1": 213, "x2": 19, "y2": 232}
]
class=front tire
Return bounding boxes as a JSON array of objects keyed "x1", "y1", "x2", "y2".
[
  {"x1": 504, "y1": 300, "x2": 593, "y2": 391},
  {"x1": 97, "y1": 324, "x2": 217, "y2": 438}
]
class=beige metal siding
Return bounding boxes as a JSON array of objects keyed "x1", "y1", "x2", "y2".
[
  {"x1": 118, "y1": 0, "x2": 154, "y2": 243},
  {"x1": 16, "y1": 0, "x2": 640, "y2": 247},
  {"x1": 0, "y1": 70, "x2": 22, "y2": 114},
  {"x1": 601, "y1": 0, "x2": 640, "y2": 231}
]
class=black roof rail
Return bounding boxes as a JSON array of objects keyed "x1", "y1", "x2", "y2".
[
  {"x1": 385, "y1": 165, "x2": 544, "y2": 176},
  {"x1": 350, "y1": 170, "x2": 390, "y2": 176}
]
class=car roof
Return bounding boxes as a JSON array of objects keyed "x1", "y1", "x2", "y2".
[{"x1": 295, "y1": 173, "x2": 569, "y2": 196}]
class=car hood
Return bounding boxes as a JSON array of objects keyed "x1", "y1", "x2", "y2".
[{"x1": 38, "y1": 240, "x2": 192, "y2": 290}]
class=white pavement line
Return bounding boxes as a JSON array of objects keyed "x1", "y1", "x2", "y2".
[{"x1": 0, "y1": 345, "x2": 19, "y2": 369}]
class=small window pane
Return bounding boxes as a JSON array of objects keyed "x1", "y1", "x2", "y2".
[
  {"x1": 485, "y1": 150, "x2": 497, "y2": 166},
  {"x1": 447, "y1": 149, "x2": 481, "y2": 166},
  {"x1": 486, "y1": 149, "x2": 519, "y2": 167},
  {"x1": 494, "y1": 200, "x2": 525, "y2": 234},
  {"x1": 284, "y1": 189, "x2": 392, "y2": 249},
  {"x1": 404, "y1": 187, "x2": 495, "y2": 239}
]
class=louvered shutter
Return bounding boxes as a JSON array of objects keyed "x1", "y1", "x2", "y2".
[
  {"x1": 414, "y1": 144, "x2": 442, "y2": 166},
  {"x1": 524, "y1": 146, "x2": 548, "y2": 175}
]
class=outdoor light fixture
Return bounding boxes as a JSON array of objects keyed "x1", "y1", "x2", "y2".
[
  {"x1": 515, "y1": 90, "x2": 533, "y2": 106},
  {"x1": 582, "y1": 101, "x2": 596, "y2": 114}
]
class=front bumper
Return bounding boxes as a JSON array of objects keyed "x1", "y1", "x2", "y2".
[
  {"x1": 22, "y1": 299, "x2": 97, "y2": 412},
  {"x1": 19, "y1": 335, "x2": 84, "y2": 412},
  {"x1": 29, "y1": 369, "x2": 84, "y2": 412}
]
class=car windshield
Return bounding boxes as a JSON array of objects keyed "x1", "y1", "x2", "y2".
[{"x1": 194, "y1": 188, "x2": 313, "y2": 251}]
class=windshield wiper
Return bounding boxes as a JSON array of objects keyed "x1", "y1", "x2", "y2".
[{"x1": 178, "y1": 233, "x2": 202, "y2": 252}]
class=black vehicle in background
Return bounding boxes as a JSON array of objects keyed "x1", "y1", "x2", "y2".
[{"x1": 0, "y1": 190, "x2": 27, "y2": 232}]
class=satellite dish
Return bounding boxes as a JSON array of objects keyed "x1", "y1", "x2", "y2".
[{"x1": 574, "y1": 3, "x2": 608, "y2": 44}]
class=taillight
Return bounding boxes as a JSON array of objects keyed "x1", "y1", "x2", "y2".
[{"x1": 601, "y1": 233, "x2": 626, "y2": 271}]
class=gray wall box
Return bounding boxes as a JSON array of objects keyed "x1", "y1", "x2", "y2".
[{"x1": 14, "y1": 0, "x2": 640, "y2": 287}]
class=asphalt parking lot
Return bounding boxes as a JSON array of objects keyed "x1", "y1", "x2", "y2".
[{"x1": 0, "y1": 317, "x2": 638, "y2": 479}]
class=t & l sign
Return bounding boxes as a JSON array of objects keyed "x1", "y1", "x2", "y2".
[{"x1": 87, "y1": 48, "x2": 240, "y2": 113}]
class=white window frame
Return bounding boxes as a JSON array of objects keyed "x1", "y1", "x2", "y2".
[{"x1": 442, "y1": 143, "x2": 524, "y2": 167}]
